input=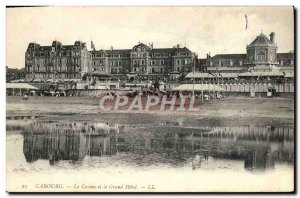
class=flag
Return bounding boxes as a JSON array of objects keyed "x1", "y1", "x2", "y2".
[
  {"x1": 245, "y1": 14, "x2": 248, "y2": 30},
  {"x1": 91, "y1": 40, "x2": 95, "y2": 51}
]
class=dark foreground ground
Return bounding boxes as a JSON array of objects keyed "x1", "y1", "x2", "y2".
[{"x1": 6, "y1": 96, "x2": 294, "y2": 127}]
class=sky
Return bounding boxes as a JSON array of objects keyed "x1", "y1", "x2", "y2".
[{"x1": 6, "y1": 6, "x2": 294, "y2": 69}]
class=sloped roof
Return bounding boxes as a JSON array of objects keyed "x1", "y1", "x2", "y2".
[
  {"x1": 92, "y1": 49, "x2": 107, "y2": 54},
  {"x1": 175, "y1": 47, "x2": 192, "y2": 53},
  {"x1": 6, "y1": 83, "x2": 38, "y2": 90},
  {"x1": 61, "y1": 45, "x2": 74, "y2": 50},
  {"x1": 213, "y1": 54, "x2": 246, "y2": 59},
  {"x1": 132, "y1": 43, "x2": 151, "y2": 51},
  {"x1": 238, "y1": 71, "x2": 285, "y2": 77},
  {"x1": 105, "y1": 49, "x2": 131, "y2": 55},
  {"x1": 207, "y1": 67, "x2": 248, "y2": 71},
  {"x1": 98, "y1": 49, "x2": 107, "y2": 54},
  {"x1": 38, "y1": 46, "x2": 51, "y2": 51},
  {"x1": 151, "y1": 48, "x2": 177, "y2": 54},
  {"x1": 173, "y1": 84, "x2": 225, "y2": 91},
  {"x1": 249, "y1": 33, "x2": 273, "y2": 45},
  {"x1": 186, "y1": 72, "x2": 238, "y2": 78}
]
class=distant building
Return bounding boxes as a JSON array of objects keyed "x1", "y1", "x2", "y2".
[
  {"x1": 6, "y1": 66, "x2": 26, "y2": 82},
  {"x1": 25, "y1": 41, "x2": 92, "y2": 80},
  {"x1": 206, "y1": 32, "x2": 294, "y2": 73},
  {"x1": 277, "y1": 52, "x2": 294, "y2": 67}
]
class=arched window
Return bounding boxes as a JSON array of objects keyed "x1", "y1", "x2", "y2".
[{"x1": 257, "y1": 51, "x2": 266, "y2": 62}]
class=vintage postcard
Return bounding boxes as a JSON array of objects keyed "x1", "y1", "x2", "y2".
[{"x1": 6, "y1": 6, "x2": 295, "y2": 192}]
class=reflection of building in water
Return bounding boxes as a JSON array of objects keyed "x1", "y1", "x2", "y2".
[
  {"x1": 23, "y1": 122, "x2": 294, "y2": 170},
  {"x1": 155, "y1": 125, "x2": 293, "y2": 170},
  {"x1": 244, "y1": 145, "x2": 275, "y2": 171},
  {"x1": 23, "y1": 122, "x2": 121, "y2": 164}
]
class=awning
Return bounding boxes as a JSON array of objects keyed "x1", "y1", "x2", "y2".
[
  {"x1": 186, "y1": 72, "x2": 238, "y2": 79},
  {"x1": 172, "y1": 84, "x2": 225, "y2": 92},
  {"x1": 238, "y1": 71, "x2": 285, "y2": 77},
  {"x1": 207, "y1": 67, "x2": 248, "y2": 71},
  {"x1": 6, "y1": 83, "x2": 38, "y2": 90}
]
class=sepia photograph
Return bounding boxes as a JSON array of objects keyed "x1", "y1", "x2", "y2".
[{"x1": 5, "y1": 6, "x2": 295, "y2": 193}]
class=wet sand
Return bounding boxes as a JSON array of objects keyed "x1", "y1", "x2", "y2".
[{"x1": 6, "y1": 96, "x2": 294, "y2": 127}]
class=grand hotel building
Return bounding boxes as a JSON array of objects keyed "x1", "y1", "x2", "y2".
[{"x1": 25, "y1": 41, "x2": 195, "y2": 80}]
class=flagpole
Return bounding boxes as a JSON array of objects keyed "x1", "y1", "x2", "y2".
[{"x1": 193, "y1": 53, "x2": 195, "y2": 96}]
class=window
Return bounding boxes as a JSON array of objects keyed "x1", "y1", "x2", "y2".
[
  {"x1": 141, "y1": 60, "x2": 145, "y2": 65},
  {"x1": 257, "y1": 51, "x2": 266, "y2": 62}
]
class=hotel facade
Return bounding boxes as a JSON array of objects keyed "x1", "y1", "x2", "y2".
[
  {"x1": 25, "y1": 41, "x2": 195, "y2": 80},
  {"x1": 25, "y1": 41, "x2": 92, "y2": 80}
]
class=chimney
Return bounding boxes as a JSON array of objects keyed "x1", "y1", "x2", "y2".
[
  {"x1": 270, "y1": 32, "x2": 275, "y2": 43},
  {"x1": 177, "y1": 44, "x2": 180, "y2": 48},
  {"x1": 110, "y1": 46, "x2": 114, "y2": 51}
]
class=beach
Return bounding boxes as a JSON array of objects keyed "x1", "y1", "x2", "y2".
[{"x1": 6, "y1": 96, "x2": 294, "y2": 127}]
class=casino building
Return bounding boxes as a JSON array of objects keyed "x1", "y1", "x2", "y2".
[{"x1": 206, "y1": 32, "x2": 294, "y2": 73}]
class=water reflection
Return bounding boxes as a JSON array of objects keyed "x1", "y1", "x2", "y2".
[{"x1": 22, "y1": 121, "x2": 294, "y2": 171}]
